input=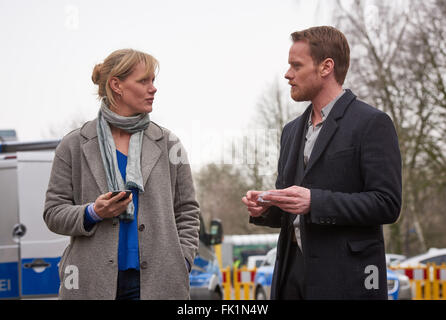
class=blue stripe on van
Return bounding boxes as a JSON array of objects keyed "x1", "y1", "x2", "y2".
[
  {"x1": 0, "y1": 262, "x2": 19, "y2": 299},
  {"x1": 21, "y1": 257, "x2": 61, "y2": 296}
]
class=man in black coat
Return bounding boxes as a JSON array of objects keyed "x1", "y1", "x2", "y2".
[{"x1": 242, "y1": 26, "x2": 402, "y2": 299}]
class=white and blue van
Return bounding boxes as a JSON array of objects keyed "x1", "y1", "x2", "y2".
[{"x1": 0, "y1": 139, "x2": 63, "y2": 299}]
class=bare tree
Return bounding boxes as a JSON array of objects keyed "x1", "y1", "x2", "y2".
[
  {"x1": 194, "y1": 163, "x2": 272, "y2": 234},
  {"x1": 42, "y1": 113, "x2": 90, "y2": 140},
  {"x1": 243, "y1": 78, "x2": 307, "y2": 190},
  {"x1": 336, "y1": 0, "x2": 446, "y2": 255}
]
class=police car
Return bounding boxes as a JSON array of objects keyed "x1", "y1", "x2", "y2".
[{"x1": 189, "y1": 216, "x2": 224, "y2": 300}]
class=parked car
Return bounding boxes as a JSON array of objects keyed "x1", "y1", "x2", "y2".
[
  {"x1": 386, "y1": 268, "x2": 413, "y2": 300},
  {"x1": 392, "y1": 248, "x2": 446, "y2": 300},
  {"x1": 189, "y1": 216, "x2": 224, "y2": 300},
  {"x1": 253, "y1": 248, "x2": 275, "y2": 300},
  {"x1": 386, "y1": 253, "x2": 407, "y2": 267},
  {"x1": 396, "y1": 248, "x2": 446, "y2": 267},
  {"x1": 393, "y1": 248, "x2": 446, "y2": 300},
  {"x1": 394, "y1": 272, "x2": 412, "y2": 300},
  {"x1": 247, "y1": 255, "x2": 266, "y2": 270},
  {"x1": 387, "y1": 269, "x2": 400, "y2": 300},
  {"x1": 254, "y1": 247, "x2": 407, "y2": 300}
]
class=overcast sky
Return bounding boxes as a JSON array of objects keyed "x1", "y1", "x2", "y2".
[{"x1": 0, "y1": 0, "x2": 334, "y2": 167}]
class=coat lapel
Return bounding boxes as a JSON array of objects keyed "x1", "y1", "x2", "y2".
[
  {"x1": 302, "y1": 117, "x2": 338, "y2": 177},
  {"x1": 294, "y1": 118, "x2": 308, "y2": 187},
  {"x1": 282, "y1": 105, "x2": 312, "y2": 187},
  {"x1": 141, "y1": 136, "x2": 161, "y2": 190},
  {"x1": 80, "y1": 119, "x2": 164, "y2": 194},
  {"x1": 141, "y1": 122, "x2": 163, "y2": 189},
  {"x1": 82, "y1": 140, "x2": 108, "y2": 194},
  {"x1": 302, "y1": 89, "x2": 356, "y2": 179},
  {"x1": 80, "y1": 120, "x2": 108, "y2": 194}
]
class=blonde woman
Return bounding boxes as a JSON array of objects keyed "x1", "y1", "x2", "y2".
[{"x1": 44, "y1": 49, "x2": 200, "y2": 300}]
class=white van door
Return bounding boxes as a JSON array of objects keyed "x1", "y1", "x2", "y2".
[
  {"x1": 0, "y1": 157, "x2": 20, "y2": 299},
  {"x1": 16, "y1": 151, "x2": 69, "y2": 298}
]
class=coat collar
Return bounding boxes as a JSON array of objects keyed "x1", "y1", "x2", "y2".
[
  {"x1": 281, "y1": 105, "x2": 312, "y2": 187},
  {"x1": 302, "y1": 89, "x2": 356, "y2": 177},
  {"x1": 283, "y1": 89, "x2": 356, "y2": 186},
  {"x1": 80, "y1": 118, "x2": 163, "y2": 194}
]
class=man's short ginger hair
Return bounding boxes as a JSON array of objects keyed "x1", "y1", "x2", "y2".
[{"x1": 291, "y1": 26, "x2": 350, "y2": 85}]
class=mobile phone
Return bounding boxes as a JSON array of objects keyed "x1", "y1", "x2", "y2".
[{"x1": 111, "y1": 190, "x2": 132, "y2": 201}]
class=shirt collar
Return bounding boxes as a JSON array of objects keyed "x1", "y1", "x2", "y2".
[{"x1": 308, "y1": 89, "x2": 345, "y2": 127}]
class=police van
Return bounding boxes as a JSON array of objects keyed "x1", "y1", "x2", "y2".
[{"x1": 0, "y1": 136, "x2": 223, "y2": 300}]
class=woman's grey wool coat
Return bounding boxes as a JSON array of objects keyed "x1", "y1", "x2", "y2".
[{"x1": 43, "y1": 119, "x2": 200, "y2": 299}]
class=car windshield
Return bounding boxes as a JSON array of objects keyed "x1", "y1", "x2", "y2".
[
  {"x1": 263, "y1": 249, "x2": 276, "y2": 266},
  {"x1": 420, "y1": 255, "x2": 446, "y2": 265}
]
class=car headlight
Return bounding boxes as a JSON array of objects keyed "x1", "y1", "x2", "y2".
[
  {"x1": 387, "y1": 279, "x2": 398, "y2": 294},
  {"x1": 398, "y1": 274, "x2": 410, "y2": 288}
]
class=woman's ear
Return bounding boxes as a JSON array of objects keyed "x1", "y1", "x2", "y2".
[{"x1": 109, "y1": 77, "x2": 122, "y2": 96}]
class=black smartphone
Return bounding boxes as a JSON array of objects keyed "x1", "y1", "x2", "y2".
[{"x1": 111, "y1": 190, "x2": 132, "y2": 201}]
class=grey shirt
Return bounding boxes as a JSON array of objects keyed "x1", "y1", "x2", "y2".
[{"x1": 294, "y1": 90, "x2": 345, "y2": 250}]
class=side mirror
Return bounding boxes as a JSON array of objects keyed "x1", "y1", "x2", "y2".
[{"x1": 208, "y1": 219, "x2": 223, "y2": 245}]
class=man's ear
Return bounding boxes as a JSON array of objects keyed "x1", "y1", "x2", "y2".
[
  {"x1": 319, "y1": 58, "x2": 335, "y2": 78},
  {"x1": 109, "y1": 77, "x2": 122, "y2": 95}
]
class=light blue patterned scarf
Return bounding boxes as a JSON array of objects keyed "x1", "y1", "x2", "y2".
[{"x1": 97, "y1": 98, "x2": 150, "y2": 221}]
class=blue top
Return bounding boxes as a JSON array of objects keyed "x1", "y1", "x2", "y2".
[
  {"x1": 116, "y1": 150, "x2": 140, "y2": 270},
  {"x1": 83, "y1": 150, "x2": 140, "y2": 271}
]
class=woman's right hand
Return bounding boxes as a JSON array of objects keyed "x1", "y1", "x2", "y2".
[{"x1": 93, "y1": 191, "x2": 133, "y2": 219}]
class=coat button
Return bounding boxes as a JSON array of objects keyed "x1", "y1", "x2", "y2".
[
  {"x1": 138, "y1": 224, "x2": 145, "y2": 231},
  {"x1": 140, "y1": 261, "x2": 148, "y2": 269}
]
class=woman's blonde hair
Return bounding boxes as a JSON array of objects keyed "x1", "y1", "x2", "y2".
[{"x1": 92, "y1": 49, "x2": 159, "y2": 108}]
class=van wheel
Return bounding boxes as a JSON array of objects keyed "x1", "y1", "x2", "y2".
[{"x1": 255, "y1": 287, "x2": 267, "y2": 300}]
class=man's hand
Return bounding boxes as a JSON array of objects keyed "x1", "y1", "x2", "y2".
[
  {"x1": 242, "y1": 190, "x2": 271, "y2": 217},
  {"x1": 261, "y1": 186, "x2": 311, "y2": 215}
]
